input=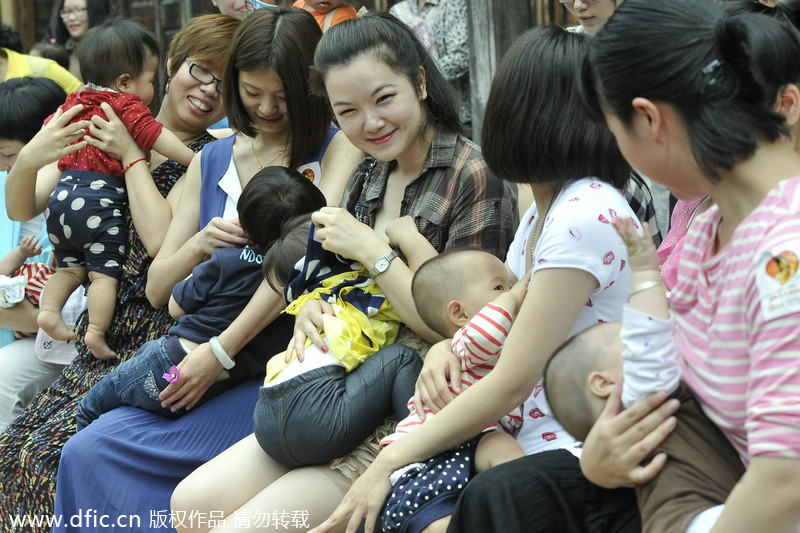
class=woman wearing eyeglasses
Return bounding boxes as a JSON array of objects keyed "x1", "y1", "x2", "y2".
[
  {"x1": 48, "y1": 0, "x2": 113, "y2": 78},
  {"x1": 562, "y1": 0, "x2": 622, "y2": 35},
  {"x1": 0, "y1": 14, "x2": 242, "y2": 524}
]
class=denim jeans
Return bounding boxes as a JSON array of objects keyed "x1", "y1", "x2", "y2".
[
  {"x1": 76, "y1": 335, "x2": 188, "y2": 430},
  {"x1": 253, "y1": 343, "x2": 422, "y2": 467}
]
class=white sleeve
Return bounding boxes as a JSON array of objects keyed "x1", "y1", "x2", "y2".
[{"x1": 620, "y1": 305, "x2": 681, "y2": 407}]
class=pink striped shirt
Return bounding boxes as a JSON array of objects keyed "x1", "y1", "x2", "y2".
[
  {"x1": 672, "y1": 176, "x2": 800, "y2": 463},
  {"x1": 380, "y1": 302, "x2": 522, "y2": 447}
]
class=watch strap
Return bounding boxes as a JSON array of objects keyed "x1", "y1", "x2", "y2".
[{"x1": 369, "y1": 249, "x2": 399, "y2": 278}]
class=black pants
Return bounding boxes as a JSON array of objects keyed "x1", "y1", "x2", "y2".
[{"x1": 447, "y1": 449, "x2": 641, "y2": 533}]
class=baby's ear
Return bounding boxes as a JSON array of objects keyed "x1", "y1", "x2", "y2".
[
  {"x1": 113, "y1": 73, "x2": 132, "y2": 92},
  {"x1": 588, "y1": 369, "x2": 617, "y2": 400},
  {"x1": 446, "y1": 300, "x2": 470, "y2": 328}
]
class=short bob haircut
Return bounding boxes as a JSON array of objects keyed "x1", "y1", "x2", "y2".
[
  {"x1": 312, "y1": 11, "x2": 464, "y2": 136},
  {"x1": 579, "y1": 0, "x2": 800, "y2": 181},
  {"x1": 48, "y1": 0, "x2": 113, "y2": 47},
  {"x1": 236, "y1": 165, "x2": 326, "y2": 251},
  {"x1": 482, "y1": 25, "x2": 629, "y2": 189},
  {"x1": 223, "y1": 7, "x2": 331, "y2": 170},
  {"x1": 0, "y1": 77, "x2": 67, "y2": 143},
  {"x1": 76, "y1": 19, "x2": 160, "y2": 88},
  {"x1": 166, "y1": 14, "x2": 240, "y2": 80}
]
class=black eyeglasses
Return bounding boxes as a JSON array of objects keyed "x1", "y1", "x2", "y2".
[
  {"x1": 185, "y1": 58, "x2": 223, "y2": 95},
  {"x1": 60, "y1": 7, "x2": 88, "y2": 19}
]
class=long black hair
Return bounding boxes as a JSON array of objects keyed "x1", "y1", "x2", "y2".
[
  {"x1": 223, "y1": 7, "x2": 331, "y2": 170},
  {"x1": 312, "y1": 11, "x2": 464, "y2": 135},
  {"x1": 48, "y1": 0, "x2": 113, "y2": 47}
]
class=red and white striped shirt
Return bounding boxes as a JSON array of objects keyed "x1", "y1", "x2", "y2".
[
  {"x1": 673, "y1": 176, "x2": 800, "y2": 464},
  {"x1": 380, "y1": 302, "x2": 522, "y2": 447},
  {"x1": 13, "y1": 262, "x2": 54, "y2": 339}
]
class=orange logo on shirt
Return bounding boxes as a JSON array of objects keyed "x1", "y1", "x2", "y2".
[
  {"x1": 302, "y1": 168, "x2": 315, "y2": 182},
  {"x1": 766, "y1": 251, "x2": 799, "y2": 285}
]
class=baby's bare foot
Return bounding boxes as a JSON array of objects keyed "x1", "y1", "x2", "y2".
[
  {"x1": 37, "y1": 309, "x2": 76, "y2": 341},
  {"x1": 85, "y1": 328, "x2": 116, "y2": 360}
]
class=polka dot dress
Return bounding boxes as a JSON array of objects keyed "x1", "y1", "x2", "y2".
[
  {"x1": 46, "y1": 170, "x2": 127, "y2": 278},
  {"x1": 382, "y1": 434, "x2": 485, "y2": 532}
]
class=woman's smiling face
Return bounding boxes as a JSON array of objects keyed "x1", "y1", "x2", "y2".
[
  {"x1": 61, "y1": 0, "x2": 90, "y2": 40},
  {"x1": 324, "y1": 55, "x2": 428, "y2": 164},
  {"x1": 238, "y1": 69, "x2": 290, "y2": 136}
]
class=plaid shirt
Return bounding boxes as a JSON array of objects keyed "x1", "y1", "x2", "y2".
[
  {"x1": 624, "y1": 172, "x2": 662, "y2": 248},
  {"x1": 340, "y1": 127, "x2": 518, "y2": 261}
]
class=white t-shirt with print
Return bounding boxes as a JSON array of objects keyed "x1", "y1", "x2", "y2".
[{"x1": 509, "y1": 177, "x2": 636, "y2": 455}]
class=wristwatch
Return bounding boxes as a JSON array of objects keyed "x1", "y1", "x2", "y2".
[{"x1": 369, "y1": 249, "x2": 399, "y2": 278}]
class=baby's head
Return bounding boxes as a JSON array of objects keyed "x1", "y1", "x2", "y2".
[
  {"x1": 412, "y1": 248, "x2": 511, "y2": 338},
  {"x1": 304, "y1": 0, "x2": 346, "y2": 14},
  {"x1": 236, "y1": 166, "x2": 326, "y2": 250},
  {"x1": 76, "y1": 19, "x2": 160, "y2": 104},
  {"x1": 262, "y1": 214, "x2": 313, "y2": 294},
  {"x1": 543, "y1": 322, "x2": 624, "y2": 442}
]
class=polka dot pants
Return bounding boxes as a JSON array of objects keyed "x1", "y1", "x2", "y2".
[
  {"x1": 46, "y1": 170, "x2": 127, "y2": 279},
  {"x1": 382, "y1": 433, "x2": 486, "y2": 533}
]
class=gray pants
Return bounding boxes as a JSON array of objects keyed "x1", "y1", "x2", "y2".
[{"x1": 254, "y1": 343, "x2": 422, "y2": 467}]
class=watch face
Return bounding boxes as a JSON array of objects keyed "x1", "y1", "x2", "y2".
[{"x1": 375, "y1": 257, "x2": 389, "y2": 272}]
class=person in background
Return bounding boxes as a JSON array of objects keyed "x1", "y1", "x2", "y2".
[
  {"x1": 212, "y1": 0, "x2": 247, "y2": 19},
  {"x1": 390, "y1": 0, "x2": 472, "y2": 128},
  {"x1": 29, "y1": 39, "x2": 71, "y2": 71},
  {"x1": 0, "y1": 33, "x2": 79, "y2": 93},
  {"x1": 47, "y1": 0, "x2": 113, "y2": 79},
  {"x1": 293, "y1": 0, "x2": 357, "y2": 32},
  {"x1": 0, "y1": 23, "x2": 23, "y2": 54}
]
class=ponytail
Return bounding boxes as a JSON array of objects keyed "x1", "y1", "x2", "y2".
[{"x1": 580, "y1": 0, "x2": 800, "y2": 180}]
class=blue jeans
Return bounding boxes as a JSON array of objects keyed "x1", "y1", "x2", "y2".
[
  {"x1": 254, "y1": 343, "x2": 422, "y2": 467},
  {"x1": 76, "y1": 335, "x2": 191, "y2": 430}
]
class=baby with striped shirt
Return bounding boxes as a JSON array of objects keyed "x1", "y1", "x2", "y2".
[{"x1": 376, "y1": 234, "x2": 529, "y2": 533}]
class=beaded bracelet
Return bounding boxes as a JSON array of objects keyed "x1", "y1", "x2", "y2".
[
  {"x1": 121, "y1": 157, "x2": 148, "y2": 174},
  {"x1": 628, "y1": 280, "x2": 663, "y2": 297},
  {"x1": 209, "y1": 336, "x2": 235, "y2": 370}
]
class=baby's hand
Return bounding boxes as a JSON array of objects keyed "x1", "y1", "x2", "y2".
[
  {"x1": 507, "y1": 270, "x2": 531, "y2": 312},
  {"x1": 612, "y1": 218, "x2": 659, "y2": 273},
  {"x1": 385, "y1": 215, "x2": 419, "y2": 249},
  {"x1": 17, "y1": 236, "x2": 42, "y2": 259}
]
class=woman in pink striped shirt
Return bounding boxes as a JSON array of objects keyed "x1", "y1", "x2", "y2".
[{"x1": 579, "y1": 0, "x2": 800, "y2": 531}]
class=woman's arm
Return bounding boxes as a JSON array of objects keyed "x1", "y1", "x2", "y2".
[
  {"x1": 317, "y1": 130, "x2": 363, "y2": 206},
  {"x1": 145, "y1": 155, "x2": 248, "y2": 308},
  {"x1": 0, "y1": 299, "x2": 40, "y2": 332},
  {"x1": 710, "y1": 456, "x2": 800, "y2": 533},
  {"x1": 158, "y1": 281, "x2": 285, "y2": 411},
  {"x1": 311, "y1": 207, "x2": 441, "y2": 343},
  {"x1": 311, "y1": 267, "x2": 600, "y2": 533},
  {"x1": 86, "y1": 103, "x2": 176, "y2": 256},
  {"x1": 6, "y1": 105, "x2": 89, "y2": 220}
]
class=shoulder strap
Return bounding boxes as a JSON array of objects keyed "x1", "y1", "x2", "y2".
[{"x1": 323, "y1": 7, "x2": 337, "y2": 32}]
